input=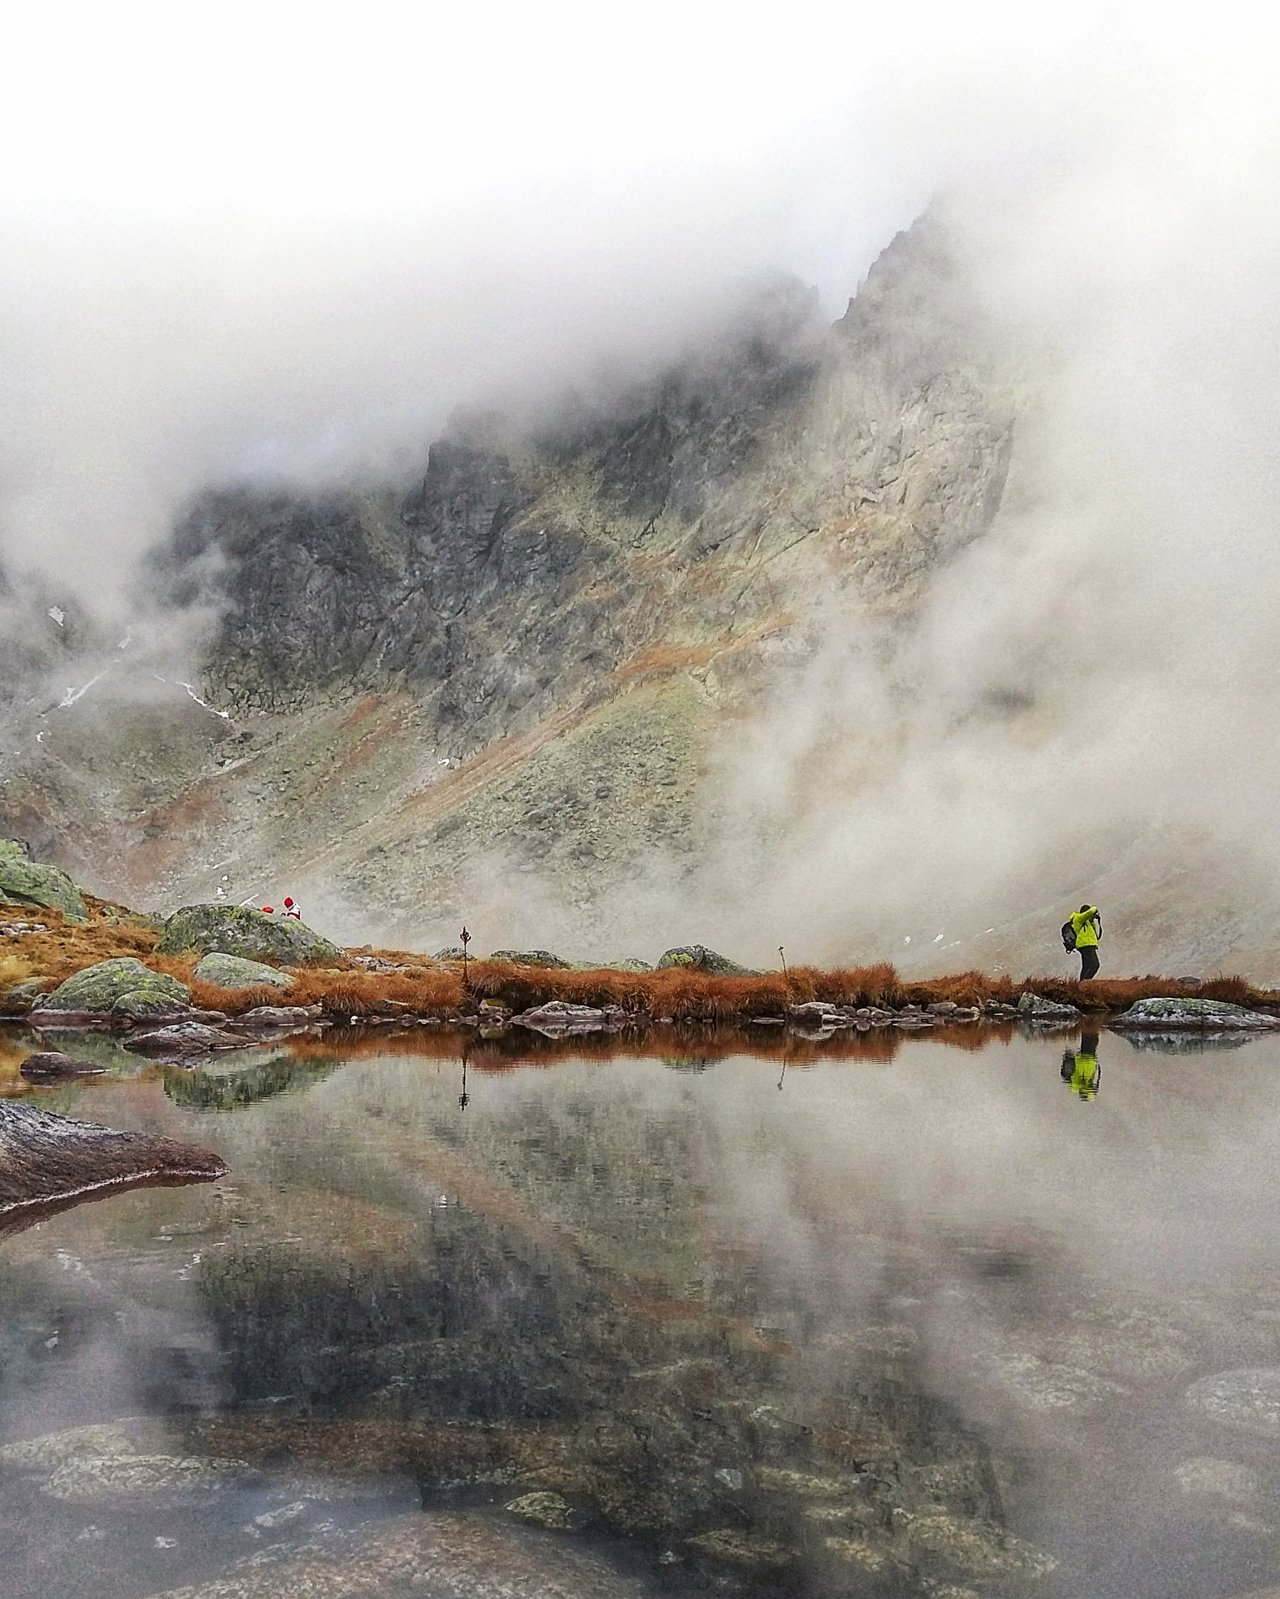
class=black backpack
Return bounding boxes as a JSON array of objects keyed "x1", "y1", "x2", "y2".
[{"x1": 1061, "y1": 920, "x2": 1077, "y2": 951}]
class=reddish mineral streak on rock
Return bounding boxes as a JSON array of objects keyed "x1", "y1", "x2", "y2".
[{"x1": 0, "y1": 1100, "x2": 226, "y2": 1238}]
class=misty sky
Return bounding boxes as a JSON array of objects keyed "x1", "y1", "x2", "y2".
[{"x1": 3, "y1": 1, "x2": 1274, "y2": 609}]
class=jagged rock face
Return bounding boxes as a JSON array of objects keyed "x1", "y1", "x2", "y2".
[
  {"x1": 165, "y1": 276, "x2": 828, "y2": 726},
  {"x1": 164, "y1": 232, "x2": 1011, "y2": 727},
  {"x1": 0, "y1": 213, "x2": 1029, "y2": 955}
]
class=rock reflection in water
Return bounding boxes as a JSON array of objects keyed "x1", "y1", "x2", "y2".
[{"x1": 3, "y1": 1027, "x2": 1280, "y2": 1597}]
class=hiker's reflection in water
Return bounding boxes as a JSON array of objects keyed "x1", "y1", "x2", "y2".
[{"x1": 1061, "y1": 1031, "x2": 1102, "y2": 1100}]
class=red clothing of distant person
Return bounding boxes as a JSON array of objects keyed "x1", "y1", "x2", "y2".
[{"x1": 283, "y1": 897, "x2": 301, "y2": 921}]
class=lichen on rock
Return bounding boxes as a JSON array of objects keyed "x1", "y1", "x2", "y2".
[
  {"x1": 657, "y1": 944, "x2": 754, "y2": 976},
  {"x1": 193, "y1": 951, "x2": 293, "y2": 990},
  {"x1": 0, "y1": 838, "x2": 87, "y2": 922},
  {"x1": 157, "y1": 904, "x2": 341, "y2": 965},
  {"x1": 1110, "y1": 997, "x2": 1280, "y2": 1030},
  {"x1": 33, "y1": 957, "x2": 189, "y2": 1017}
]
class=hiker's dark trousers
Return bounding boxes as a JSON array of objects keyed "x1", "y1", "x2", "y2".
[{"x1": 1078, "y1": 947, "x2": 1100, "y2": 980}]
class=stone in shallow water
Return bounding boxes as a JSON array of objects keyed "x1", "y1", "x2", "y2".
[
  {"x1": 1173, "y1": 1457, "x2": 1261, "y2": 1502},
  {"x1": 43, "y1": 1453, "x2": 255, "y2": 1505},
  {"x1": 142, "y1": 1510, "x2": 648, "y2": 1597},
  {"x1": 504, "y1": 1491, "x2": 575, "y2": 1530},
  {"x1": 19, "y1": 1051, "x2": 106, "y2": 1081},
  {"x1": 1185, "y1": 1368, "x2": 1280, "y2": 1436},
  {"x1": 1015, "y1": 992, "x2": 1081, "y2": 1024},
  {"x1": 0, "y1": 1421, "x2": 151, "y2": 1471},
  {"x1": 906, "y1": 1512, "x2": 1056, "y2": 1580}
]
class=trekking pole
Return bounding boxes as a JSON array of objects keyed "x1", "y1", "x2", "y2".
[{"x1": 779, "y1": 945, "x2": 788, "y2": 978}]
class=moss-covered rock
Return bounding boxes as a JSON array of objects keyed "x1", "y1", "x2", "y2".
[
  {"x1": 193, "y1": 952, "x2": 293, "y2": 990},
  {"x1": 1111, "y1": 997, "x2": 1280, "y2": 1030},
  {"x1": 34, "y1": 957, "x2": 189, "y2": 1017},
  {"x1": 656, "y1": 944, "x2": 754, "y2": 976},
  {"x1": 157, "y1": 904, "x2": 341, "y2": 965},
  {"x1": 0, "y1": 839, "x2": 86, "y2": 922},
  {"x1": 489, "y1": 949, "x2": 572, "y2": 969}
]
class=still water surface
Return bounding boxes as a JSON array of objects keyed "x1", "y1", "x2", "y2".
[{"x1": 2, "y1": 1024, "x2": 1280, "y2": 1598}]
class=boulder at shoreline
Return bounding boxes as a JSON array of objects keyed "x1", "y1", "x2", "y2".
[
  {"x1": 1110, "y1": 997, "x2": 1280, "y2": 1031},
  {"x1": 157, "y1": 904, "x2": 341, "y2": 965},
  {"x1": 32, "y1": 958, "x2": 190, "y2": 1020}
]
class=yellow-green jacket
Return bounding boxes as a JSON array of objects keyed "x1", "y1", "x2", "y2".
[
  {"x1": 1069, "y1": 1051, "x2": 1100, "y2": 1098},
  {"x1": 1069, "y1": 907, "x2": 1101, "y2": 948}
]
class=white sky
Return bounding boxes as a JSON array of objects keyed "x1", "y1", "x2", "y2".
[{"x1": 0, "y1": 0, "x2": 1277, "y2": 601}]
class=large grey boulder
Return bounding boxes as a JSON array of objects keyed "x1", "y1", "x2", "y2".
[
  {"x1": 157, "y1": 904, "x2": 341, "y2": 965},
  {"x1": 489, "y1": 949, "x2": 572, "y2": 969},
  {"x1": 193, "y1": 952, "x2": 293, "y2": 990},
  {"x1": 33, "y1": 958, "x2": 189, "y2": 1019},
  {"x1": 1110, "y1": 997, "x2": 1280, "y2": 1030},
  {"x1": 657, "y1": 944, "x2": 754, "y2": 976},
  {"x1": 0, "y1": 838, "x2": 86, "y2": 922}
]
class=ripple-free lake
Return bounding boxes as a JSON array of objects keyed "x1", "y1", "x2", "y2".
[{"x1": 2, "y1": 1024, "x2": 1279, "y2": 1599}]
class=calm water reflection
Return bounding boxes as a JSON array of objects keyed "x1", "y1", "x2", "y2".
[{"x1": 2, "y1": 1023, "x2": 1280, "y2": 1598}]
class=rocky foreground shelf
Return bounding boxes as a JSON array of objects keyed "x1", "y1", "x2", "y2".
[{"x1": 0, "y1": 1099, "x2": 226, "y2": 1234}]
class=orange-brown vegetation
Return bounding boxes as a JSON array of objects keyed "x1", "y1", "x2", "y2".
[
  {"x1": 2, "y1": 898, "x2": 1276, "y2": 1024},
  {"x1": 0, "y1": 899, "x2": 192, "y2": 993},
  {"x1": 189, "y1": 965, "x2": 464, "y2": 1018}
]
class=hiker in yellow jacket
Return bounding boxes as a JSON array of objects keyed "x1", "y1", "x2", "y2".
[{"x1": 1067, "y1": 904, "x2": 1102, "y2": 980}]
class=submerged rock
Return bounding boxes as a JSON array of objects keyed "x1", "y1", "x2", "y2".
[
  {"x1": 43, "y1": 1452, "x2": 254, "y2": 1505},
  {"x1": 140, "y1": 1510, "x2": 647, "y2": 1598},
  {"x1": 31, "y1": 957, "x2": 189, "y2": 1019},
  {"x1": 505, "y1": 1490, "x2": 576, "y2": 1530},
  {"x1": 193, "y1": 952, "x2": 293, "y2": 990},
  {"x1": 1185, "y1": 1368, "x2": 1280, "y2": 1436},
  {"x1": 0, "y1": 1100, "x2": 225, "y2": 1231},
  {"x1": 19, "y1": 1051, "x2": 107, "y2": 1082},
  {"x1": 657, "y1": 944, "x2": 754, "y2": 976},
  {"x1": 511, "y1": 1001, "x2": 625, "y2": 1036},
  {"x1": 1173, "y1": 1457, "x2": 1262, "y2": 1502},
  {"x1": 1110, "y1": 997, "x2": 1280, "y2": 1030},
  {"x1": 157, "y1": 904, "x2": 341, "y2": 965},
  {"x1": 123, "y1": 1023, "x2": 245, "y2": 1057},
  {"x1": 0, "y1": 838, "x2": 87, "y2": 922}
]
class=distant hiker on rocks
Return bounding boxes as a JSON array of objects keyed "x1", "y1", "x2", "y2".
[
  {"x1": 1061, "y1": 903, "x2": 1103, "y2": 979},
  {"x1": 282, "y1": 897, "x2": 301, "y2": 921}
]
